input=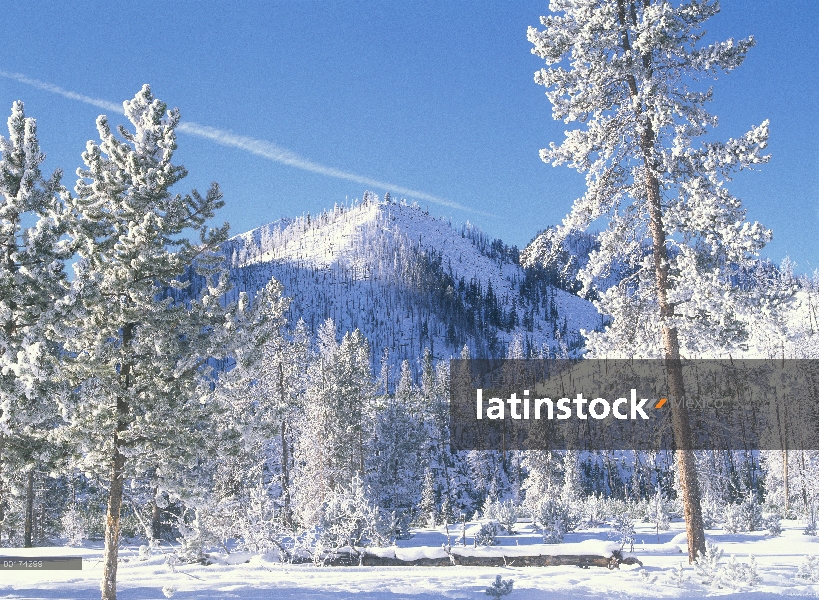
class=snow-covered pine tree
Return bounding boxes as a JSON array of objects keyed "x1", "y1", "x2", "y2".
[
  {"x1": 418, "y1": 467, "x2": 437, "y2": 526},
  {"x1": 525, "y1": 0, "x2": 771, "y2": 561},
  {"x1": 270, "y1": 319, "x2": 311, "y2": 528},
  {"x1": 55, "y1": 86, "x2": 230, "y2": 600},
  {"x1": 419, "y1": 350, "x2": 472, "y2": 521},
  {"x1": 183, "y1": 278, "x2": 295, "y2": 551},
  {"x1": 367, "y1": 359, "x2": 425, "y2": 515},
  {"x1": 292, "y1": 321, "x2": 375, "y2": 529},
  {"x1": 0, "y1": 101, "x2": 70, "y2": 547},
  {"x1": 521, "y1": 449, "x2": 560, "y2": 513}
]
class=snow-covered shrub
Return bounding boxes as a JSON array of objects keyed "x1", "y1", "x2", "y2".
[
  {"x1": 631, "y1": 497, "x2": 655, "y2": 524},
  {"x1": 175, "y1": 509, "x2": 211, "y2": 562},
  {"x1": 386, "y1": 509, "x2": 412, "y2": 541},
  {"x1": 700, "y1": 493, "x2": 722, "y2": 529},
  {"x1": 694, "y1": 542, "x2": 724, "y2": 587},
  {"x1": 290, "y1": 529, "x2": 322, "y2": 565},
  {"x1": 418, "y1": 469, "x2": 437, "y2": 527},
  {"x1": 722, "y1": 495, "x2": 764, "y2": 533},
  {"x1": 319, "y1": 474, "x2": 387, "y2": 549},
  {"x1": 804, "y1": 509, "x2": 817, "y2": 536},
  {"x1": 481, "y1": 497, "x2": 500, "y2": 520},
  {"x1": 236, "y1": 484, "x2": 283, "y2": 554},
  {"x1": 485, "y1": 574, "x2": 514, "y2": 597},
  {"x1": 721, "y1": 554, "x2": 761, "y2": 588},
  {"x1": 0, "y1": 499, "x2": 24, "y2": 547},
  {"x1": 165, "y1": 553, "x2": 178, "y2": 573},
  {"x1": 638, "y1": 568, "x2": 658, "y2": 584},
  {"x1": 534, "y1": 500, "x2": 571, "y2": 544},
  {"x1": 542, "y1": 518, "x2": 567, "y2": 544},
  {"x1": 605, "y1": 498, "x2": 630, "y2": 519},
  {"x1": 138, "y1": 542, "x2": 158, "y2": 561},
  {"x1": 61, "y1": 505, "x2": 86, "y2": 546},
  {"x1": 647, "y1": 492, "x2": 670, "y2": 531},
  {"x1": 174, "y1": 497, "x2": 238, "y2": 560},
  {"x1": 721, "y1": 503, "x2": 743, "y2": 533},
  {"x1": 671, "y1": 562, "x2": 687, "y2": 587},
  {"x1": 495, "y1": 500, "x2": 518, "y2": 534},
  {"x1": 440, "y1": 496, "x2": 454, "y2": 526},
  {"x1": 578, "y1": 494, "x2": 607, "y2": 528},
  {"x1": 694, "y1": 543, "x2": 761, "y2": 589},
  {"x1": 764, "y1": 514, "x2": 782, "y2": 536},
  {"x1": 797, "y1": 555, "x2": 819, "y2": 583},
  {"x1": 610, "y1": 513, "x2": 635, "y2": 552},
  {"x1": 474, "y1": 522, "x2": 499, "y2": 546}
]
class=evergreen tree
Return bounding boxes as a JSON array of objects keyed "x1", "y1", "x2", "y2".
[
  {"x1": 194, "y1": 279, "x2": 295, "y2": 543},
  {"x1": 0, "y1": 101, "x2": 70, "y2": 546},
  {"x1": 367, "y1": 360, "x2": 424, "y2": 514},
  {"x1": 525, "y1": 0, "x2": 771, "y2": 561},
  {"x1": 55, "y1": 86, "x2": 230, "y2": 600},
  {"x1": 292, "y1": 321, "x2": 374, "y2": 529},
  {"x1": 418, "y1": 467, "x2": 437, "y2": 526}
]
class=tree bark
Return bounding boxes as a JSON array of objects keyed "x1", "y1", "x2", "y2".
[
  {"x1": 281, "y1": 420, "x2": 291, "y2": 528},
  {"x1": 101, "y1": 323, "x2": 133, "y2": 600},
  {"x1": 616, "y1": 0, "x2": 706, "y2": 562},
  {"x1": 24, "y1": 469, "x2": 34, "y2": 548},
  {"x1": 645, "y1": 168, "x2": 706, "y2": 562},
  {"x1": 783, "y1": 449, "x2": 789, "y2": 516},
  {"x1": 101, "y1": 440, "x2": 126, "y2": 600},
  {"x1": 151, "y1": 486, "x2": 162, "y2": 541}
]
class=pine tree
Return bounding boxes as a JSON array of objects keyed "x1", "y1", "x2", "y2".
[
  {"x1": 56, "y1": 86, "x2": 230, "y2": 600},
  {"x1": 292, "y1": 321, "x2": 375, "y2": 529},
  {"x1": 198, "y1": 279, "x2": 295, "y2": 542},
  {"x1": 419, "y1": 467, "x2": 437, "y2": 526},
  {"x1": 525, "y1": 0, "x2": 771, "y2": 561},
  {"x1": 367, "y1": 361, "x2": 424, "y2": 514},
  {"x1": 0, "y1": 101, "x2": 70, "y2": 547}
]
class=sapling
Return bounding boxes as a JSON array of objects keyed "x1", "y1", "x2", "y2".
[{"x1": 485, "y1": 574, "x2": 514, "y2": 598}]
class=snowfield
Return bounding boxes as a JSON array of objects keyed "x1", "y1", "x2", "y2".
[{"x1": 4, "y1": 520, "x2": 819, "y2": 599}]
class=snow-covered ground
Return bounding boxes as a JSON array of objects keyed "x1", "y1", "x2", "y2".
[{"x1": 4, "y1": 520, "x2": 818, "y2": 599}]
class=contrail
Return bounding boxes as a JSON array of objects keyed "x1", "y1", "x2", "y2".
[{"x1": 0, "y1": 70, "x2": 492, "y2": 217}]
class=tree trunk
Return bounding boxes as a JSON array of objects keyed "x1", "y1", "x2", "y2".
[
  {"x1": 646, "y1": 161, "x2": 707, "y2": 563},
  {"x1": 615, "y1": 0, "x2": 706, "y2": 562},
  {"x1": 800, "y1": 450, "x2": 809, "y2": 512},
  {"x1": 278, "y1": 363, "x2": 291, "y2": 528},
  {"x1": 645, "y1": 163, "x2": 706, "y2": 563},
  {"x1": 101, "y1": 323, "x2": 133, "y2": 600},
  {"x1": 151, "y1": 487, "x2": 162, "y2": 541},
  {"x1": 783, "y1": 449, "x2": 789, "y2": 516},
  {"x1": 101, "y1": 440, "x2": 126, "y2": 600},
  {"x1": 24, "y1": 469, "x2": 34, "y2": 548},
  {"x1": 281, "y1": 420, "x2": 291, "y2": 528}
]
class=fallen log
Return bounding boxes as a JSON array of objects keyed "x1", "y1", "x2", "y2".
[{"x1": 318, "y1": 547, "x2": 643, "y2": 569}]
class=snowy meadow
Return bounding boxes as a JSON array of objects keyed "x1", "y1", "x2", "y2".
[{"x1": 4, "y1": 517, "x2": 819, "y2": 599}]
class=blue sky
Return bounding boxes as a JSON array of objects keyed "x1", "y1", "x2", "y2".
[{"x1": 1, "y1": 1, "x2": 816, "y2": 272}]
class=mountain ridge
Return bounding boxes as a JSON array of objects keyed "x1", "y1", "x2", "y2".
[{"x1": 217, "y1": 197, "x2": 601, "y2": 372}]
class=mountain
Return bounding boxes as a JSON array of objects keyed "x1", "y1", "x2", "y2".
[{"x1": 215, "y1": 196, "x2": 601, "y2": 370}]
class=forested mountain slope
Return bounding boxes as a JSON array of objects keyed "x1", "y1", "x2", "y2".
[{"x1": 215, "y1": 196, "x2": 601, "y2": 368}]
